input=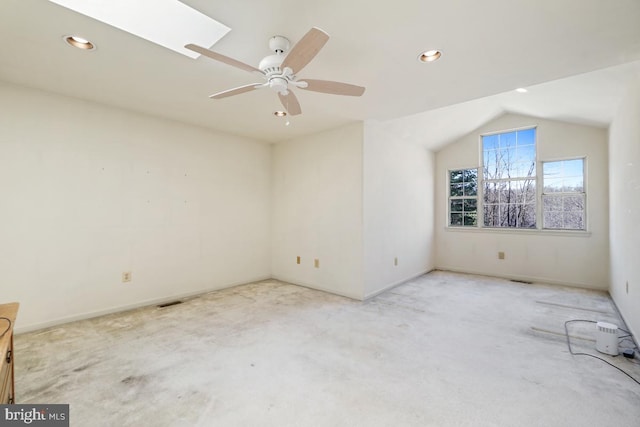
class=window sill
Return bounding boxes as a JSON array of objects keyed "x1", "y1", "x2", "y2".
[{"x1": 444, "y1": 226, "x2": 592, "y2": 237}]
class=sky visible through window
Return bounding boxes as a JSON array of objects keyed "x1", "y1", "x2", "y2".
[
  {"x1": 543, "y1": 159, "x2": 584, "y2": 192},
  {"x1": 482, "y1": 128, "x2": 537, "y2": 228},
  {"x1": 449, "y1": 128, "x2": 586, "y2": 231}
]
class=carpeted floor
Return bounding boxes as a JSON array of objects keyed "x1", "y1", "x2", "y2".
[{"x1": 14, "y1": 271, "x2": 640, "y2": 426}]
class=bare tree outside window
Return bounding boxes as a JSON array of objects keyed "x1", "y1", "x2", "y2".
[
  {"x1": 542, "y1": 159, "x2": 585, "y2": 230},
  {"x1": 482, "y1": 128, "x2": 537, "y2": 228},
  {"x1": 447, "y1": 127, "x2": 587, "y2": 232}
]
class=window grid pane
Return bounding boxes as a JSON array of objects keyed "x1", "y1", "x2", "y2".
[
  {"x1": 542, "y1": 159, "x2": 585, "y2": 230},
  {"x1": 450, "y1": 131, "x2": 586, "y2": 233},
  {"x1": 449, "y1": 168, "x2": 478, "y2": 227},
  {"x1": 481, "y1": 128, "x2": 537, "y2": 229}
]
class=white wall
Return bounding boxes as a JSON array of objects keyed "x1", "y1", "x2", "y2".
[
  {"x1": 435, "y1": 113, "x2": 609, "y2": 289},
  {"x1": 362, "y1": 120, "x2": 435, "y2": 297},
  {"x1": 0, "y1": 82, "x2": 271, "y2": 332},
  {"x1": 609, "y1": 77, "x2": 640, "y2": 337},
  {"x1": 271, "y1": 123, "x2": 364, "y2": 299}
]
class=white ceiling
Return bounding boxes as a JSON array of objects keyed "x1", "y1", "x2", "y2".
[
  {"x1": 376, "y1": 59, "x2": 640, "y2": 151},
  {"x1": 1, "y1": 0, "x2": 639, "y2": 145}
]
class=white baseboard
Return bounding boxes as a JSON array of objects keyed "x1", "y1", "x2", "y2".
[
  {"x1": 270, "y1": 275, "x2": 364, "y2": 301},
  {"x1": 14, "y1": 275, "x2": 272, "y2": 334},
  {"x1": 363, "y1": 269, "x2": 433, "y2": 300},
  {"x1": 609, "y1": 296, "x2": 640, "y2": 350},
  {"x1": 434, "y1": 266, "x2": 608, "y2": 291}
]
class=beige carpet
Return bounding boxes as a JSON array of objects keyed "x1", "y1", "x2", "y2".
[{"x1": 14, "y1": 271, "x2": 640, "y2": 426}]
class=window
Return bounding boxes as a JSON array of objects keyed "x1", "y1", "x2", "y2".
[
  {"x1": 449, "y1": 169, "x2": 478, "y2": 226},
  {"x1": 482, "y1": 128, "x2": 536, "y2": 228},
  {"x1": 542, "y1": 159, "x2": 585, "y2": 230},
  {"x1": 446, "y1": 126, "x2": 588, "y2": 232}
]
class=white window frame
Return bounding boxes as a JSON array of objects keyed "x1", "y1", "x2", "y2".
[
  {"x1": 445, "y1": 125, "x2": 591, "y2": 235},
  {"x1": 480, "y1": 126, "x2": 538, "y2": 229},
  {"x1": 448, "y1": 168, "x2": 479, "y2": 227},
  {"x1": 541, "y1": 157, "x2": 587, "y2": 231}
]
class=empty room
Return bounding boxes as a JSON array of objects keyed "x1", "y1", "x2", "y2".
[{"x1": 1, "y1": 1, "x2": 639, "y2": 426}]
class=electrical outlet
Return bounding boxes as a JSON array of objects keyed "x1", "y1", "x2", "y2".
[
  {"x1": 122, "y1": 271, "x2": 132, "y2": 283},
  {"x1": 314, "y1": 259, "x2": 320, "y2": 268},
  {"x1": 394, "y1": 257, "x2": 398, "y2": 266},
  {"x1": 498, "y1": 252, "x2": 505, "y2": 260},
  {"x1": 296, "y1": 256, "x2": 301, "y2": 265}
]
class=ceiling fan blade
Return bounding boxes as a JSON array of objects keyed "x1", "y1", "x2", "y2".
[
  {"x1": 281, "y1": 27, "x2": 329, "y2": 74},
  {"x1": 299, "y1": 79, "x2": 366, "y2": 96},
  {"x1": 185, "y1": 44, "x2": 263, "y2": 75},
  {"x1": 210, "y1": 83, "x2": 265, "y2": 99},
  {"x1": 278, "y1": 91, "x2": 302, "y2": 116}
]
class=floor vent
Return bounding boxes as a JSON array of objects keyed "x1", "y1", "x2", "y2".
[
  {"x1": 510, "y1": 279, "x2": 533, "y2": 284},
  {"x1": 157, "y1": 300, "x2": 183, "y2": 308}
]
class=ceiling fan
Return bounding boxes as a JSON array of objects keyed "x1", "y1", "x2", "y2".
[{"x1": 185, "y1": 27, "x2": 365, "y2": 116}]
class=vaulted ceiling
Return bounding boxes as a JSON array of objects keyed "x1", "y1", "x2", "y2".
[{"x1": 1, "y1": 0, "x2": 639, "y2": 145}]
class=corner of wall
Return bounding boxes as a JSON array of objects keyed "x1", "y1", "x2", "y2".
[
  {"x1": 608, "y1": 75, "x2": 640, "y2": 338},
  {"x1": 362, "y1": 120, "x2": 436, "y2": 297},
  {"x1": 270, "y1": 122, "x2": 365, "y2": 299}
]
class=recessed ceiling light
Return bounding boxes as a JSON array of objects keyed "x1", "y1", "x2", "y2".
[
  {"x1": 274, "y1": 111, "x2": 287, "y2": 117},
  {"x1": 64, "y1": 35, "x2": 96, "y2": 50},
  {"x1": 49, "y1": 0, "x2": 230, "y2": 58},
  {"x1": 516, "y1": 88, "x2": 528, "y2": 93},
  {"x1": 418, "y1": 49, "x2": 442, "y2": 63}
]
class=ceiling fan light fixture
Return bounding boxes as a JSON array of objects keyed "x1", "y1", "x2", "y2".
[
  {"x1": 274, "y1": 111, "x2": 287, "y2": 117},
  {"x1": 418, "y1": 49, "x2": 442, "y2": 63},
  {"x1": 64, "y1": 35, "x2": 96, "y2": 50}
]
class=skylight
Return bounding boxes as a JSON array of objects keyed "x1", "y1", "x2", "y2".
[{"x1": 48, "y1": 0, "x2": 230, "y2": 58}]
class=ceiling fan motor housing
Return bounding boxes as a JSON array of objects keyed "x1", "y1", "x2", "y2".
[
  {"x1": 259, "y1": 54, "x2": 285, "y2": 76},
  {"x1": 260, "y1": 36, "x2": 291, "y2": 76},
  {"x1": 259, "y1": 49, "x2": 293, "y2": 94}
]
